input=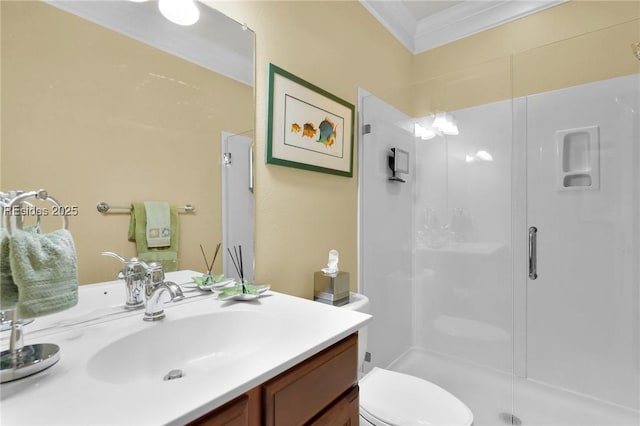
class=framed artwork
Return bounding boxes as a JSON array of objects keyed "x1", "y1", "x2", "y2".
[{"x1": 266, "y1": 64, "x2": 355, "y2": 177}]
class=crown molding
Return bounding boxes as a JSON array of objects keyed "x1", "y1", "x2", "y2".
[
  {"x1": 361, "y1": 0, "x2": 567, "y2": 55},
  {"x1": 359, "y1": 0, "x2": 418, "y2": 53}
]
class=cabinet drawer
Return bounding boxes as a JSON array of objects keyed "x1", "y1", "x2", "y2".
[{"x1": 263, "y1": 333, "x2": 358, "y2": 426}]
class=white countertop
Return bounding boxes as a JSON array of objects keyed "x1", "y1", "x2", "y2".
[{"x1": 0, "y1": 271, "x2": 371, "y2": 425}]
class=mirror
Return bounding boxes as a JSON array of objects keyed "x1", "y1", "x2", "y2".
[{"x1": 1, "y1": 1, "x2": 255, "y2": 284}]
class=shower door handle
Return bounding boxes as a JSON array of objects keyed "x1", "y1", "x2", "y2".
[
  {"x1": 248, "y1": 144, "x2": 254, "y2": 193},
  {"x1": 528, "y1": 226, "x2": 538, "y2": 280}
]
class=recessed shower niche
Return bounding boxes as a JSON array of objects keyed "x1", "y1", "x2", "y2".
[{"x1": 556, "y1": 126, "x2": 600, "y2": 190}]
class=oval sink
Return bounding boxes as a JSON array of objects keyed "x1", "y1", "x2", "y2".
[{"x1": 87, "y1": 310, "x2": 279, "y2": 384}]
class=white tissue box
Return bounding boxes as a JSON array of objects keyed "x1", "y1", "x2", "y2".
[{"x1": 314, "y1": 271, "x2": 350, "y2": 306}]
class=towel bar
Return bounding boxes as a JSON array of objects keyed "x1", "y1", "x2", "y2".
[{"x1": 96, "y1": 202, "x2": 195, "y2": 214}]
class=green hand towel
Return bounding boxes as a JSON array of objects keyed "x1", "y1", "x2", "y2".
[
  {"x1": 129, "y1": 203, "x2": 179, "y2": 272},
  {"x1": 1, "y1": 225, "x2": 39, "y2": 311},
  {"x1": 8, "y1": 228, "x2": 79, "y2": 318},
  {"x1": 1, "y1": 235, "x2": 19, "y2": 311}
]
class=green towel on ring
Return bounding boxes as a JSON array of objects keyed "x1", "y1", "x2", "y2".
[
  {"x1": 2, "y1": 228, "x2": 78, "y2": 318},
  {"x1": 1, "y1": 235, "x2": 19, "y2": 311},
  {"x1": 128, "y1": 203, "x2": 178, "y2": 272},
  {"x1": 1, "y1": 225, "x2": 38, "y2": 311}
]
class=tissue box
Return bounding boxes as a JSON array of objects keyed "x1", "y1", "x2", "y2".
[{"x1": 314, "y1": 271, "x2": 350, "y2": 306}]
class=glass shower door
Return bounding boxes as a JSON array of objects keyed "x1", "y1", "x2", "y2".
[
  {"x1": 221, "y1": 131, "x2": 255, "y2": 283},
  {"x1": 516, "y1": 73, "x2": 640, "y2": 425}
]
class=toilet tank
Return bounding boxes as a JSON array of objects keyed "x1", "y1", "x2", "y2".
[{"x1": 341, "y1": 292, "x2": 369, "y2": 370}]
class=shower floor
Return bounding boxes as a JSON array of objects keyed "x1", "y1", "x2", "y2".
[{"x1": 386, "y1": 347, "x2": 639, "y2": 426}]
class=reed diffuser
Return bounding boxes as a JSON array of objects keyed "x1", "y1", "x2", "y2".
[
  {"x1": 227, "y1": 245, "x2": 247, "y2": 293},
  {"x1": 199, "y1": 242, "x2": 221, "y2": 284}
]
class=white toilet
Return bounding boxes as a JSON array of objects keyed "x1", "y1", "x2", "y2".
[{"x1": 343, "y1": 292, "x2": 474, "y2": 426}]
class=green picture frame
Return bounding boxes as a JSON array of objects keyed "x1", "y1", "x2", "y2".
[{"x1": 266, "y1": 64, "x2": 355, "y2": 177}]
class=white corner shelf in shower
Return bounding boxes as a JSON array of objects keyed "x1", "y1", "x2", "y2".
[
  {"x1": 556, "y1": 126, "x2": 600, "y2": 191},
  {"x1": 416, "y1": 242, "x2": 504, "y2": 256}
]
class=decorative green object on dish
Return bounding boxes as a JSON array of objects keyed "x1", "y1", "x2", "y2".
[
  {"x1": 216, "y1": 283, "x2": 270, "y2": 300},
  {"x1": 193, "y1": 274, "x2": 224, "y2": 287}
]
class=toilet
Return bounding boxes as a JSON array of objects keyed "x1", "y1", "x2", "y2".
[{"x1": 342, "y1": 292, "x2": 474, "y2": 426}]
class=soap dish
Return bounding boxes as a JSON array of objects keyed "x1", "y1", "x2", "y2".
[
  {"x1": 187, "y1": 275, "x2": 231, "y2": 290},
  {"x1": 214, "y1": 283, "x2": 270, "y2": 301}
]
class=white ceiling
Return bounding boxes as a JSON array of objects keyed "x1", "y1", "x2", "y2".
[{"x1": 360, "y1": 0, "x2": 567, "y2": 54}]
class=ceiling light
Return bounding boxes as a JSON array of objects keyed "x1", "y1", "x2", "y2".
[
  {"x1": 414, "y1": 123, "x2": 436, "y2": 140},
  {"x1": 421, "y1": 128, "x2": 436, "y2": 140},
  {"x1": 476, "y1": 150, "x2": 493, "y2": 161},
  {"x1": 432, "y1": 113, "x2": 447, "y2": 131},
  {"x1": 442, "y1": 119, "x2": 459, "y2": 136},
  {"x1": 158, "y1": 0, "x2": 200, "y2": 26}
]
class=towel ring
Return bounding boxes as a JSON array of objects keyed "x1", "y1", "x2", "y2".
[
  {"x1": 1, "y1": 198, "x2": 41, "y2": 232},
  {"x1": 4, "y1": 190, "x2": 68, "y2": 237}
]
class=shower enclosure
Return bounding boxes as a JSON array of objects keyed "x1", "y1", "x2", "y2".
[{"x1": 358, "y1": 28, "x2": 639, "y2": 426}]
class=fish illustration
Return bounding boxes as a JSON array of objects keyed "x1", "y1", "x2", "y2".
[
  {"x1": 303, "y1": 122, "x2": 317, "y2": 138},
  {"x1": 291, "y1": 123, "x2": 301, "y2": 133},
  {"x1": 316, "y1": 117, "x2": 336, "y2": 147}
]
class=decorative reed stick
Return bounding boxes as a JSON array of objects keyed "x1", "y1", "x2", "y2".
[
  {"x1": 227, "y1": 245, "x2": 246, "y2": 293},
  {"x1": 210, "y1": 242, "x2": 221, "y2": 273},
  {"x1": 200, "y1": 242, "x2": 222, "y2": 276},
  {"x1": 200, "y1": 244, "x2": 212, "y2": 273}
]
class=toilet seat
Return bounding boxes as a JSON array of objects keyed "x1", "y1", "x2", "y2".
[{"x1": 359, "y1": 367, "x2": 473, "y2": 426}]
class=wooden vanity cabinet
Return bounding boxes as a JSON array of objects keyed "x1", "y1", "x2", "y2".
[
  {"x1": 189, "y1": 333, "x2": 358, "y2": 426},
  {"x1": 189, "y1": 387, "x2": 262, "y2": 426}
]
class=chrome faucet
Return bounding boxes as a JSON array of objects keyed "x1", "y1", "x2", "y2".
[
  {"x1": 143, "y1": 262, "x2": 184, "y2": 321},
  {"x1": 101, "y1": 252, "x2": 147, "y2": 309}
]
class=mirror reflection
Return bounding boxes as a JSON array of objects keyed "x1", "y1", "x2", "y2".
[{"x1": 1, "y1": 1, "x2": 255, "y2": 284}]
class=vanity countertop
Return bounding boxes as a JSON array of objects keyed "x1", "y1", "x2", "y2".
[{"x1": 0, "y1": 270, "x2": 371, "y2": 425}]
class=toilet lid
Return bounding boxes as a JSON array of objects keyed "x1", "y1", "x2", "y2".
[{"x1": 360, "y1": 368, "x2": 473, "y2": 426}]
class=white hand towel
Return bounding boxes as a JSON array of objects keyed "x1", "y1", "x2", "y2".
[{"x1": 144, "y1": 201, "x2": 171, "y2": 248}]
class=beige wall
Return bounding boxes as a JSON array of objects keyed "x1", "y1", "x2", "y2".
[
  {"x1": 2, "y1": 1, "x2": 639, "y2": 298},
  {"x1": 411, "y1": 1, "x2": 640, "y2": 115},
  {"x1": 1, "y1": 2, "x2": 253, "y2": 284}
]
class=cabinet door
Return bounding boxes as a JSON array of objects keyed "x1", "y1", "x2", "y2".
[
  {"x1": 309, "y1": 386, "x2": 359, "y2": 426},
  {"x1": 263, "y1": 334, "x2": 358, "y2": 426}
]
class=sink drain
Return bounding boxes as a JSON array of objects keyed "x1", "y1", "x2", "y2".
[{"x1": 163, "y1": 369, "x2": 184, "y2": 381}]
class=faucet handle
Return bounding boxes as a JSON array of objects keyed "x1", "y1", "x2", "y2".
[
  {"x1": 102, "y1": 252, "x2": 150, "y2": 270},
  {"x1": 135, "y1": 258, "x2": 150, "y2": 270},
  {"x1": 101, "y1": 251, "x2": 128, "y2": 263}
]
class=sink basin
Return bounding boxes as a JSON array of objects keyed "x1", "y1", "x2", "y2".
[{"x1": 86, "y1": 310, "x2": 279, "y2": 384}]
